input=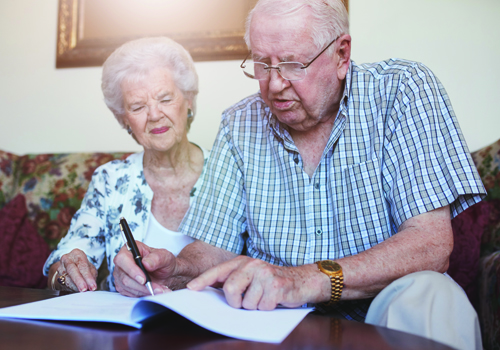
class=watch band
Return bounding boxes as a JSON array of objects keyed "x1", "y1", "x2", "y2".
[
  {"x1": 316, "y1": 260, "x2": 343, "y2": 306},
  {"x1": 326, "y1": 273, "x2": 343, "y2": 306}
]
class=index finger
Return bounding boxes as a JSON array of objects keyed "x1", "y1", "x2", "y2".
[
  {"x1": 114, "y1": 244, "x2": 150, "y2": 285},
  {"x1": 187, "y1": 258, "x2": 241, "y2": 291}
]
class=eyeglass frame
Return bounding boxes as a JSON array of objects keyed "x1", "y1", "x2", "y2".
[{"x1": 240, "y1": 35, "x2": 340, "y2": 81}]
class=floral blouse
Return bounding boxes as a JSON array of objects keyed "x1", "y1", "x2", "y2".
[{"x1": 43, "y1": 147, "x2": 209, "y2": 291}]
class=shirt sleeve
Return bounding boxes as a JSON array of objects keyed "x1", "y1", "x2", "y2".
[
  {"x1": 381, "y1": 62, "x2": 486, "y2": 228},
  {"x1": 179, "y1": 113, "x2": 247, "y2": 254},
  {"x1": 43, "y1": 167, "x2": 109, "y2": 275}
]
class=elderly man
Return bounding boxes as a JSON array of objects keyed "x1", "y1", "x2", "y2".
[{"x1": 114, "y1": 1, "x2": 485, "y2": 349}]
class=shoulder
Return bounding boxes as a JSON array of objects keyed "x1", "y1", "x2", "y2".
[
  {"x1": 89, "y1": 152, "x2": 144, "y2": 190},
  {"x1": 352, "y1": 58, "x2": 437, "y2": 83},
  {"x1": 221, "y1": 92, "x2": 269, "y2": 123},
  {"x1": 92, "y1": 152, "x2": 143, "y2": 176}
]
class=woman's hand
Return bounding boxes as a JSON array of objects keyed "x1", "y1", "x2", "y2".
[
  {"x1": 113, "y1": 242, "x2": 174, "y2": 297},
  {"x1": 49, "y1": 249, "x2": 98, "y2": 292}
]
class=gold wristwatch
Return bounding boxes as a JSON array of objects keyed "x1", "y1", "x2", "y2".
[{"x1": 316, "y1": 260, "x2": 343, "y2": 306}]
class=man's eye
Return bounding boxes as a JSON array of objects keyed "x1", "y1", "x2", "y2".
[
  {"x1": 161, "y1": 99, "x2": 171, "y2": 103},
  {"x1": 131, "y1": 106, "x2": 144, "y2": 112}
]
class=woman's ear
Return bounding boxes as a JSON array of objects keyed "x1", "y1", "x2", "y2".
[{"x1": 336, "y1": 34, "x2": 351, "y2": 80}]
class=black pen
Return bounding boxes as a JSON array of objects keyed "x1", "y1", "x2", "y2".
[{"x1": 119, "y1": 217, "x2": 155, "y2": 296}]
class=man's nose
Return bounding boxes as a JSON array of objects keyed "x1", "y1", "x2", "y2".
[{"x1": 268, "y1": 68, "x2": 289, "y2": 93}]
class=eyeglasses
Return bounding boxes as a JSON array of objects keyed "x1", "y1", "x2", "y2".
[{"x1": 240, "y1": 36, "x2": 339, "y2": 81}]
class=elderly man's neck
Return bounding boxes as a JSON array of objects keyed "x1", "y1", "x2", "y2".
[{"x1": 288, "y1": 113, "x2": 337, "y2": 178}]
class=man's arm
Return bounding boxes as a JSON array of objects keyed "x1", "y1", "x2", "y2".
[
  {"x1": 113, "y1": 239, "x2": 238, "y2": 297},
  {"x1": 187, "y1": 205, "x2": 453, "y2": 309}
]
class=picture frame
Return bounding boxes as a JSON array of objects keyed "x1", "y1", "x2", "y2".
[{"x1": 56, "y1": 0, "x2": 349, "y2": 68}]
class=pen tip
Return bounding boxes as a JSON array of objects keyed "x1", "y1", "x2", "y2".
[{"x1": 147, "y1": 282, "x2": 155, "y2": 296}]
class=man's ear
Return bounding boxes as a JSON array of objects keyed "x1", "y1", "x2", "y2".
[{"x1": 336, "y1": 34, "x2": 351, "y2": 80}]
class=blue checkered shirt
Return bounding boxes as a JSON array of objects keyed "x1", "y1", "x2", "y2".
[{"x1": 180, "y1": 59, "x2": 486, "y2": 321}]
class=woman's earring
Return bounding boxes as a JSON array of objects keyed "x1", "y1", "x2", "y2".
[
  {"x1": 187, "y1": 108, "x2": 193, "y2": 119},
  {"x1": 126, "y1": 125, "x2": 133, "y2": 135}
]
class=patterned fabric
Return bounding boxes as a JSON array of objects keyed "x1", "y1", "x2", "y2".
[
  {"x1": 14, "y1": 152, "x2": 132, "y2": 250},
  {"x1": 44, "y1": 148, "x2": 209, "y2": 291},
  {"x1": 471, "y1": 137, "x2": 500, "y2": 350},
  {"x1": 472, "y1": 139, "x2": 500, "y2": 257},
  {"x1": 0, "y1": 194, "x2": 50, "y2": 288},
  {"x1": 479, "y1": 251, "x2": 500, "y2": 350},
  {"x1": 0, "y1": 150, "x2": 19, "y2": 209},
  {"x1": 180, "y1": 59, "x2": 486, "y2": 321}
]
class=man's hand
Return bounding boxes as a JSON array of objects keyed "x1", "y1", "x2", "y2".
[
  {"x1": 187, "y1": 256, "x2": 328, "y2": 310},
  {"x1": 113, "y1": 242, "x2": 174, "y2": 297}
]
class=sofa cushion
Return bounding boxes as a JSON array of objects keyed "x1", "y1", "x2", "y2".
[
  {"x1": 0, "y1": 194, "x2": 50, "y2": 288},
  {"x1": 0, "y1": 150, "x2": 19, "y2": 209},
  {"x1": 13, "y1": 152, "x2": 132, "y2": 250},
  {"x1": 478, "y1": 251, "x2": 500, "y2": 350},
  {"x1": 470, "y1": 138, "x2": 500, "y2": 257},
  {"x1": 449, "y1": 200, "x2": 491, "y2": 305}
]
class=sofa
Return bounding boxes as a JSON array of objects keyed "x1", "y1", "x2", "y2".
[{"x1": 0, "y1": 139, "x2": 499, "y2": 348}]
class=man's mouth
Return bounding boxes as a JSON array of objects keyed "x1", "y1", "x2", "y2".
[{"x1": 272, "y1": 99, "x2": 294, "y2": 110}]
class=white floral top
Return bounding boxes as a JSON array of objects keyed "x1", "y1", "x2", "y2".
[{"x1": 43, "y1": 147, "x2": 209, "y2": 291}]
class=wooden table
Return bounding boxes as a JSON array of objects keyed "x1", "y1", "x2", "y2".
[{"x1": 0, "y1": 286, "x2": 453, "y2": 350}]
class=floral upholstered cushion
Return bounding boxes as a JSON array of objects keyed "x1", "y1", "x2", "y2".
[
  {"x1": 13, "y1": 152, "x2": 132, "y2": 250},
  {"x1": 479, "y1": 251, "x2": 500, "y2": 350},
  {"x1": 0, "y1": 150, "x2": 19, "y2": 209},
  {"x1": 0, "y1": 194, "x2": 50, "y2": 288},
  {"x1": 468, "y1": 138, "x2": 500, "y2": 350},
  {"x1": 472, "y1": 139, "x2": 500, "y2": 257}
]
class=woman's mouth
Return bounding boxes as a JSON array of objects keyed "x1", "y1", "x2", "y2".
[{"x1": 151, "y1": 127, "x2": 169, "y2": 134}]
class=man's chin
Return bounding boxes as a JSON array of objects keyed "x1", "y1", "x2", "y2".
[{"x1": 274, "y1": 112, "x2": 305, "y2": 129}]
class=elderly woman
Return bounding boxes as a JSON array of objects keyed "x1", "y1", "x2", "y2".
[{"x1": 43, "y1": 37, "x2": 208, "y2": 293}]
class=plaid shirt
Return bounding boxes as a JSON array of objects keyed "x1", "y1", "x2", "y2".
[{"x1": 180, "y1": 59, "x2": 486, "y2": 320}]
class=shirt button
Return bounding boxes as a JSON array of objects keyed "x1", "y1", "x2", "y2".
[
  {"x1": 314, "y1": 183, "x2": 320, "y2": 190},
  {"x1": 294, "y1": 157, "x2": 299, "y2": 164},
  {"x1": 315, "y1": 229, "x2": 322, "y2": 236}
]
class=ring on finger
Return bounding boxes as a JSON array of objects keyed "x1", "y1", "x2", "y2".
[{"x1": 57, "y1": 272, "x2": 69, "y2": 286}]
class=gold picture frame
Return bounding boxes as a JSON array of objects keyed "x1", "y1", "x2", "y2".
[{"x1": 56, "y1": 0, "x2": 349, "y2": 68}]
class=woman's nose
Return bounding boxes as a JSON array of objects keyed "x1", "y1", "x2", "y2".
[{"x1": 148, "y1": 103, "x2": 163, "y2": 121}]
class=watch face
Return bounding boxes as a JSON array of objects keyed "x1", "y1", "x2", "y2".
[{"x1": 322, "y1": 260, "x2": 341, "y2": 272}]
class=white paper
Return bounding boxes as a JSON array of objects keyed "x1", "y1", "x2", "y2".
[{"x1": 0, "y1": 288, "x2": 313, "y2": 343}]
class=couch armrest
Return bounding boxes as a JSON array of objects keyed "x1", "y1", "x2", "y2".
[
  {"x1": 478, "y1": 251, "x2": 500, "y2": 350},
  {"x1": 0, "y1": 150, "x2": 19, "y2": 208}
]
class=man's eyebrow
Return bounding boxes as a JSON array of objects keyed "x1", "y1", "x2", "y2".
[{"x1": 252, "y1": 53, "x2": 297, "y2": 62}]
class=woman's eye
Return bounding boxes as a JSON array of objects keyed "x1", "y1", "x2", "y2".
[
  {"x1": 131, "y1": 106, "x2": 144, "y2": 112},
  {"x1": 161, "y1": 99, "x2": 171, "y2": 103}
]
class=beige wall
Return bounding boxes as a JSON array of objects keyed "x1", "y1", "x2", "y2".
[{"x1": 1, "y1": 0, "x2": 499, "y2": 155}]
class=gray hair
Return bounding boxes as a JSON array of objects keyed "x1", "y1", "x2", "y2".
[
  {"x1": 244, "y1": 0, "x2": 349, "y2": 56},
  {"x1": 101, "y1": 37, "x2": 199, "y2": 129}
]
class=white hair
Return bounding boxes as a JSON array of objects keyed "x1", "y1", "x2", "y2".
[
  {"x1": 101, "y1": 37, "x2": 199, "y2": 129},
  {"x1": 244, "y1": 0, "x2": 349, "y2": 55}
]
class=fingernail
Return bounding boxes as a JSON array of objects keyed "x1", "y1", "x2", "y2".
[
  {"x1": 154, "y1": 288, "x2": 164, "y2": 295},
  {"x1": 136, "y1": 275, "x2": 145, "y2": 285}
]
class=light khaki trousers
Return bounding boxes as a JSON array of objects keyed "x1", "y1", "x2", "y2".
[{"x1": 365, "y1": 271, "x2": 482, "y2": 350}]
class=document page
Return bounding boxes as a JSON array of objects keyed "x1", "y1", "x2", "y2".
[
  {"x1": 0, "y1": 287, "x2": 313, "y2": 343},
  {"x1": 0, "y1": 291, "x2": 141, "y2": 327}
]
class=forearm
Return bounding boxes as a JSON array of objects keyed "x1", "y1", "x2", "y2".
[
  {"x1": 335, "y1": 205, "x2": 453, "y2": 300},
  {"x1": 167, "y1": 240, "x2": 239, "y2": 290}
]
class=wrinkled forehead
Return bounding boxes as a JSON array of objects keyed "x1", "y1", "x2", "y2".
[{"x1": 249, "y1": 10, "x2": 315, "y2": 58}]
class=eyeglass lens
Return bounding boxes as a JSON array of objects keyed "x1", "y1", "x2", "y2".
[{"x1": 242, "y1": 60, "x2": 306, "y2": 81}]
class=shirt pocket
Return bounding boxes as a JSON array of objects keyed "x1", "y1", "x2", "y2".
[{"x1": 337, "y1": 158, "x2": 391, "y2": 255}]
